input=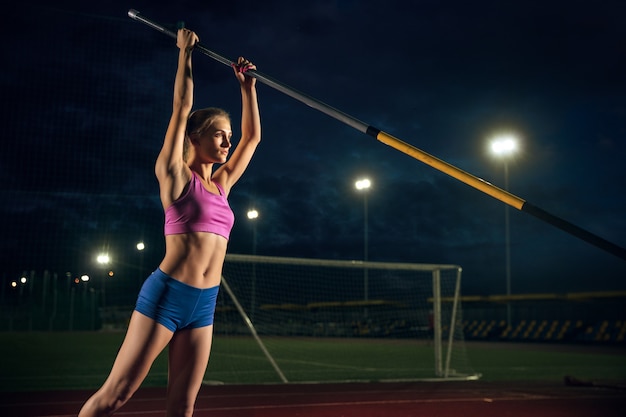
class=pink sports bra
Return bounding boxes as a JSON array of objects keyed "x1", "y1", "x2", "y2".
[{"x1": 164, "y1": 171, "x2": 235, "y2": 240}]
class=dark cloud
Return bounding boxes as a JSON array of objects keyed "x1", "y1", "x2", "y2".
[{"x1": 2, "y1": 0, "x2": 625, "y2": 295}]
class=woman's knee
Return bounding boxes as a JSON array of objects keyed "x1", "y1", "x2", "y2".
[{"x1": 96, "y1": 379, "x2": 137, "y2": 413}]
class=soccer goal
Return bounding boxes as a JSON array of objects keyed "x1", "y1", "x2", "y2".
[{"x1": 206, "y1": 254, "x2": 480, "y2": 384}]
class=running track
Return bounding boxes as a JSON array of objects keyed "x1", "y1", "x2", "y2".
[{"x1": 2, "y1": 380, "x2": 625, "y2": 417}]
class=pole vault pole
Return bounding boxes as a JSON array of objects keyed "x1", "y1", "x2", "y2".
[{"x1": 128, "y1": 9, "x2": 626, "y2": 262}]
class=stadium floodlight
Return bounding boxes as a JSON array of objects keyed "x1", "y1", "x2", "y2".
[
  {"x1": 490, "y1": 134, "x2": 518, "y2": 156},
  {"x1": 355, "y1": 178, "x2": 371, "y2": 191},
  {"x1": 96, "y1": 253, "x2": 110, "y2": 265},
  {"x1": 247, "y1": 209, "x2": 259, "y2": 220}
]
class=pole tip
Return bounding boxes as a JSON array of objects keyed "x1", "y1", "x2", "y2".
[{"x1": 128, "y1": 9, "x2": 139, "y2": 19}]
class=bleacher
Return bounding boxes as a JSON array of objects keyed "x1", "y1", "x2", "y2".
[
  {"x1": 456, "y1": 290, "x2": 626, "y2": 345},
  {"x1": 463, "y1": 319, "x2": 626, "y2": 344}
]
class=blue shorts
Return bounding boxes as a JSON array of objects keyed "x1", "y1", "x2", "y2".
[{"x1": 134, "y1": 268, "x2": 220, "y2": 332}]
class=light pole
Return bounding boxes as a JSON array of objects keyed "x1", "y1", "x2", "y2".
[
  {"x1": 247, "y1": 209, "x2": 259, "y2": 321},
  {"x1": 96, "y1": 253, "x2": 110, "y2": 308},
  {"x1": 136, "y1": 241, "x2": 145, "y2": 290},
  {"x1": 355, "y1": 178, "x2": 371, "y2": 303},
  {"x1": 247, "y1": 209, "x2": 259, "y2": 255},
  {"x1": 490, "y1": 134, "x2": 518, "y2": 328}
]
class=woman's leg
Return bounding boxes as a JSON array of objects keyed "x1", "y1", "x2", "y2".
[
  {"x1": 78, "y1": 311, "x2": 174, "y2": 417},
  {"x1": 165, "y1": 325, "x2": 214, "y2": 417}
]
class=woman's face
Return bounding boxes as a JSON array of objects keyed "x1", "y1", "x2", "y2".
[{"x1": 197, "y1": 116, "x2": 233, "y2": 163}]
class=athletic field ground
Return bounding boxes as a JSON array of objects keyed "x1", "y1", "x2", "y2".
[{"x1": 1, "y1": 332, "x2": 624, "y2": 416}]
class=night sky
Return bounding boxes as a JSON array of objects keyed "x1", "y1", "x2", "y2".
[{"x1": 3, "y1": 0, "x2": 625, "y2": 296}]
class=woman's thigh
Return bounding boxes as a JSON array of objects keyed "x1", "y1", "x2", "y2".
[
  {"x1": 104, "y1": 311, "x2": 174, "y2": 393},
  {"x1": 166, "y1": 325, "x2": 214, "y2": 411}
]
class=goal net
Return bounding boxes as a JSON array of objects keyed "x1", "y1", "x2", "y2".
[{"x1": 206, "y1": 254, "x2": 480, "y2": 384}]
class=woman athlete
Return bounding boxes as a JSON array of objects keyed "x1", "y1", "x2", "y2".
[{"x1": 78, "y1": 27, "x2": 261, "y2": 417}]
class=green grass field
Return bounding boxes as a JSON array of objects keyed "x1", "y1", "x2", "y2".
[{"x1": 1, "y1": 332, "x2": 625, "y2": 392}]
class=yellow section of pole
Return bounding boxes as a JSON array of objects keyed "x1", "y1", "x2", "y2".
[{"x1": 375, "y1": 131, "x2": 526, "y2": 210}]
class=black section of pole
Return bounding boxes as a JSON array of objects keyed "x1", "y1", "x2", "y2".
[
  {"x1": 521, "y1": 202, "x2": 626, "y2": 261},
  {"x1": 366, "y1": 126, "x2": 381, "y2": 138}
]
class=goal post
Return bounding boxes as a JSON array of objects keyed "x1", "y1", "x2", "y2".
[{"x1": 206, "y1": 254, "x2": 480, "y2": 384}]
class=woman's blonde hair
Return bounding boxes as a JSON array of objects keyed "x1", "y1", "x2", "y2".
[{"x1": 183, "y1": 107, "x2": 231, "y2": 161}]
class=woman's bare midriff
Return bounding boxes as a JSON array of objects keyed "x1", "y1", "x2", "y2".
[{"x1": 159, "y1": 232, "x2": 228, "y2": 288}]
